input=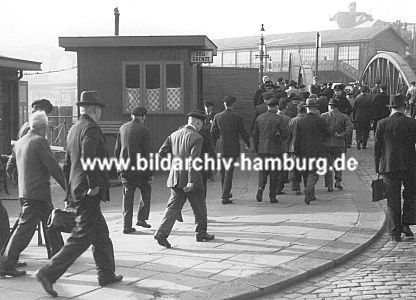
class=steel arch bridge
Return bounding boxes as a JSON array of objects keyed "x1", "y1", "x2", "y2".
[{"x1": 361, "y1": 51, "x2": 416, "y2": 95}]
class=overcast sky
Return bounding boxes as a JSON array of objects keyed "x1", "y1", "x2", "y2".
[{"x1": 1, "y1": 0, "x2": 415, "y2": 64}]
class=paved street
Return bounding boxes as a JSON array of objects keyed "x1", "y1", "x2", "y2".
[
  {"x1": 0, "y1": 138, "x2": 391, "y2": 299},
  {"x1": 257, "y1": 138, "x2": 416, "y2": 300}
]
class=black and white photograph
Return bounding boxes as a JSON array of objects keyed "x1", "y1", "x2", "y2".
[{"x1": 0, "y1": 0, "x2": 415, "y2": 299}]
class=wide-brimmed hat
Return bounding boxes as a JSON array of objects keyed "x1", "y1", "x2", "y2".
[
  {"x1": 304, "y1": 98, "x2": 318, "y2": 107},
  {"x1": 387, "y1": 94, "x2": 406, "y2": 108},
  {"x1": 76, "y1": 91, "x2": 105, "y2": 107}
]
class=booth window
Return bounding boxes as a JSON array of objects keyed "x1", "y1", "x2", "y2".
[{"x1": 123, "y1": 62, "x2": 183, "y2": 113}]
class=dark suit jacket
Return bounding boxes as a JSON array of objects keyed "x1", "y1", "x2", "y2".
[
  {"x1": 159, "y1": 125, "x2": 203, "y2": 190},
  {"x1": 336, "y1": 95, "x2": 353, "y2": 116},
  {"x1": 11, "y1": 130, "x2": 65, "y2": 201},
  {"x1": 372, "y1": 92, "x2": 390, "y2": 120},
  {"x1": 114, "y1": 119, "x2": 152, "y2": 180},
  {"x1": 211, "y1": 108, "x2": 250, "y2": 157},
  {"x1": 295, "y1": 113, "x2": 330, "y2": 158},
  {"x1": 253, "y1": 110, "x2": 289, "y2": 155},
  {"x1": 353, "y1": 93, "x2": 374, "y2": 122},
  {"x1": 374, "y1": 112, "x2": 416, "y2": 174},
  {"x1": 250, "y1": 103, "x2": 268, "y2": 132},
  {"x1": 64, "y1": 114, "x2": 110, "y2": 203}
]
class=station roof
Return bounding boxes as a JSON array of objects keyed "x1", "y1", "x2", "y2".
[
  {"x1": 0, "y1": 55, "x2": 41, "y2": 71},
  {"x1": 59, "y1": 35, "x2": 217, "y2": 55},
  {"x1": 214, "y1": 25, "x2": 407, "y2": 50}
]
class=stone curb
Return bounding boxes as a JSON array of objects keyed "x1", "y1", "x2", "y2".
[{"x1": 174, "y1": 174, "x2": 387, "y2": 300}]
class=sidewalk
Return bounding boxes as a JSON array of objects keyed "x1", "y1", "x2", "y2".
[{"x1": 0, "y1": 150, "x2": 385, "y2": 299}]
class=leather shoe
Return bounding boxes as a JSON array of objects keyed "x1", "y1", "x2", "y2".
[
  {"x1": 15, "y1": 261, "x2": 27, "y2": 268},
  {"x1": 136, "y1": 220, "x2": 151, "y2": 228},
  {"x1": 270, "y1": 198, "x2": 278, "y2": 203},
  {"x1": 304, "y1": 197, "x2": 311, "y2": 205},
  {"x1": 34, "y1": 270, "x2": 57, "y2": 297},
  {"x1": 335, "y1": 182, "x2": 344, "y2": 190},
  {"x1": 123, "y1": 227, "x2": 136, "y2": 234},
  {"x1": 327, "y1": 187, "x2": 334, "y2": 192},
  {"x1": 222, "y1": 199, "x2": 233, "y2": 205},
  {"x1": 154, "y1": 233, "x2": 171, "y2": 248},
  {"x1": 310, "y1": 196, "x2": 317, "y2": 201},
  {"x1": 98, "y1": 274, "x2": 123, "y2": 286},
  {"x1": 256, "y1": 189, "x2": 263, "y2": 202},
  {"x1": 0, "y1": 267, "x2": 26, "y2": 277},
  {"x1": 196, "y1": 232, "x2": 215, "y2": 242},
  {"x1": 402, "y1": 225, "x2": 414, "y2": 237}
]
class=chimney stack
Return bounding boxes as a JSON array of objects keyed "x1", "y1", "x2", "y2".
[{"x1": 114, "y1": 7, "x2": 120, "y2": 36}]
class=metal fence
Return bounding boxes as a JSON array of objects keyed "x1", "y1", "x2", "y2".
[{"x1": 48, "y1": 115, "x2": 77, "y2": 149}]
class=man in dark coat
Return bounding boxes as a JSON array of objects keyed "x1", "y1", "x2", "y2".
[
  {"x1": 372, "y1": 85, "x2": 390, "y2": 133},
  {"x1": 211, "y1": 96, "x2": 250, "y2": 204},
  {"x1": 250, "y1": 92, "x2": 273, "y2": 134},
  {"x1": 334, "y1": 84, "x2": 353, "y2": 117},
  {"x1": 0, "y1": 111, "x2": 65, "y2": 277},
  {"x1": 35, "y1": 91, "x2": 122, "y2": 297},
  {"x1": 204, "y1": 101, "x2": 216, "y2": 125},
  {"x1": 353, "y1": 86, "x2": 374, "y2": 149},
  {"x1": 155, "y1": 111, "x2": 214, "y2": 248},
  {"x1": 316, "y1": 93, "x2": 329, "y2": 115},
  {"x1": 295, "y1": 98, "x2": 330, "y2": 205},
  {"x1": 309, "y1": 76, "x2": 321, "y2": 96},
  {"x1": 374, "y1": 94, "x2": 416, "y2": 242},
  {"x1": 114, "y1": 106, "x2": 153, "y2": 234},
  {"x1": 253, "y1": 98, "x2": 289, "y2": 203}
]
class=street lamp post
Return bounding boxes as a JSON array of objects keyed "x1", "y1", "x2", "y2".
[
  {"x1": 256, "y1": 24, "x2": 269, "y2": 83},
  {"x1": 315, "y1": 32, "x2": 321, "y2": 78}
]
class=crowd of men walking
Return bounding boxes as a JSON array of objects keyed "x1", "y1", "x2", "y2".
[{"x1": 0, "y1": 76, "x2": 415, "y2": 297}]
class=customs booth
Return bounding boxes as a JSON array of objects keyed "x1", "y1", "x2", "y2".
[{"x1": 59, "y1": 36, "x2": 217, "y2": 153}]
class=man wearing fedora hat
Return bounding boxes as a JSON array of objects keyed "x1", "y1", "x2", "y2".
[
  {"x1": 321, "y1": 99, "x2": 353, "y2": 192},
  {"x1": 295, "y1": 97, "x2": 330, "y2": 205},
  {"x1": 375, "y1": 94, "x2": 416, "y2": 242},
  {"x1": 115, "y1": 106, "x2": 153, "y2": 234},
  {"x1": 155, "y1": 111, "x2": 214, "y2": 248},
  {"x1": 35, "y1": 91, "x2": 122, "y2": 297}
]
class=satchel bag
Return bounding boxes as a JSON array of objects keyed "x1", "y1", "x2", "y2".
[
  {"x1": 371, "y1": 175, "x2": 386, "y2": 202},
  {"x1": 47, "y1": 208, "x2": 76, "y2": 233}
]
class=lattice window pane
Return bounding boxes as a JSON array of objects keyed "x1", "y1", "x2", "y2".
[
  {"x1": 124, "y1": 64, "x2": 141, "y2": 112},
  {"x1": 126, "y1": 88, "x2": 143, "y2": 112},
  {"x1": 146, "y1": 88, "x2": 161, "y2": 111},
  {"x1": 166, "y1": 88, "x2": 181, "y2": 111}
]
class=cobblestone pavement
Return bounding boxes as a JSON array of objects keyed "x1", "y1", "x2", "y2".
[{"x1": 257, "y1": 136, "x2": 416, "y2": 299}]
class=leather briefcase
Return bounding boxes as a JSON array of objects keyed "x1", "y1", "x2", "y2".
[
  {"x1": 47, "y1": 208, "x2": 76, "y2": 233},
  {"x1": 371, "y1": 175, "x2": 386, "y2": 202}
]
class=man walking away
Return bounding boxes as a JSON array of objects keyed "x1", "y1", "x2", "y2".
[
  {"x1": 295, "y1": 98, "x2": 330, "y2": 205},
  {"x1": 253, "y1": 98, "x2": 288, "y2": 203},
  {"x1": 114, "y1": 106, "x2": 153, "y2": 234},
  {"x1": 353, "y1": 86, "x2": 374, "y2": 149},
  {"x1": 35, "y1": 91, "x2": 122, "y2": 297},
  {"x1": 374, "y1": 94, "x2": 416, "y2": 242},
  {"x1": 276, "y1": 99, "x2": 291, "y2": 195},
  {"x1": 321, "y1": 99, "x2": 353, "y2": 191},
  {"x1": 372, "y1": 85, "x2": 390, "y2": 133},
  {"x1": 211, "y1": 96, "x2": 250, "y2": 204},
  {"x1": 155, "y1": 111, "x2": 214, "y2": 248},
  {"x1": 0, "y1": 111, "x2": 65, "y2": 277}
]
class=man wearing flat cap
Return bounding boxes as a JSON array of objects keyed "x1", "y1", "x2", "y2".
[
  {"x1": 211, "y1": 96, "x2": 250, "y2": 204},
  {"x1": 35, "y1": 90, "x2": 122, "y2": 297},
  {"x1": 294, "y1": 98, "x2": 330, "y2": 205},
  {"x1": 253, "y1": 98, "x2": 289, "y2": 203},
  {"x1": 374, "y1": 94, "x2": 416, "y2": 242},
  {"x1": 115, "y1": 106, "x2": 153, "y2": 234},
  {"x1": 155, "y1": 111, "x2": 215, "y2": 248}
]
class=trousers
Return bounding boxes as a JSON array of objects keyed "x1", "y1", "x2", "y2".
[
  {"x1": 37, "y1": 195, "x2": 115, "y2": 283},
  {"x1": 305, "y1": 171, "x2": 319, "y2": 200},
  {"x1": 220, "y1": 156, "x2": 237, "y2": 200},
  {"x1": 258, "y1": 154, "x2": 279, "y2": 199},
  {"x1": 0, "y1": 201, "x2": 10, "y2": 252},
  {"x1": 121, "y1": 176, "x2": 151, "y2": 229},
  {"x1": 383, "y1": 171, "x2": 416, "y2": 237},
  {"x1": 355, "y1": 121, "x2": 371, "y2": 145},
  {"x1": 0, "y1": 199, "x2": 63, "y2": 270},
  {"x1": 156, "y1": 187, "x2": 207, "y2": 238},
  {"x1": 324, "y1": 147, "x2": 343, "y2": 188}
]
